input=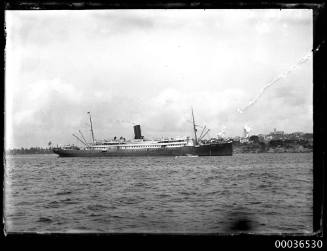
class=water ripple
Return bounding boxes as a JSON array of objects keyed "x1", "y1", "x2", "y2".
[{"x1": 4, "y1": 153, "x2": 313, "y2": 233}]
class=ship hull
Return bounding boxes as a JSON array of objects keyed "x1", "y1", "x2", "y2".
[{"x1": 52, "y1": 143, "x2": 233, "y2": 157}]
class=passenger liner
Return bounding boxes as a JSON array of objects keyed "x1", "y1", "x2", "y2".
[{"x1": 52, "y1": 110, "x2": 233, "y2": 157}]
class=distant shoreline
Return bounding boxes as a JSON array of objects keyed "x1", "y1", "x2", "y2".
[
  {"x1": 5, "y1": 138, "x2": 313, "y2": 155},
  {"x1": 5, "y1": 149, "x2": 312, "y2": 156},
  {"x1": 233, "y1": 147, "x2": 312, "y2": 154},
  {"x1": 6, "y1": 153, "x2": 57, "y2": 156}
]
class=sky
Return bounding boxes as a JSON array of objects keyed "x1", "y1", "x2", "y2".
[{"x1": 5, "y1": 9, "x2": 313, "y2": 148}]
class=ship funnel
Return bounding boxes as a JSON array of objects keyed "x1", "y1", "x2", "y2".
[{"x1": 133, "y1": 125, "x2": 142, "y2": 139}]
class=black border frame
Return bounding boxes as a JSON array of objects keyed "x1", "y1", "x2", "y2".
[{"x1": 2, "y1": 0, "x2": 326, "y2": 247}]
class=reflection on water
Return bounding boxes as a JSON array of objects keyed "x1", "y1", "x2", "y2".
[{"x1": 4, "y1": 153, "x2": 312, "y2": 233}]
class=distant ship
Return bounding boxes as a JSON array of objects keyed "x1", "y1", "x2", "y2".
[{"x1": 52, "y1": 109, "x2": 233, "y2": 157}]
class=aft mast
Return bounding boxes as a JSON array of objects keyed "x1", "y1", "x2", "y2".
[
  {"x1": 191, "y1": 107, "x2": 198, "y2": 146},
  {"x1": 88, "y1": 112, "x2": 95, "y2": 144}
]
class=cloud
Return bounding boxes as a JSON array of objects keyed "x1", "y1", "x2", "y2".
[
  {"x1": 137, "y1": 88, "x2": 248, "y2": 138},
  {"x1": 255, "y1": 22, "x2": 270, "y2": 34},
  {"x1": 9, "y1": 78, "x2": 82, "y2": 125},
  {"x1": 5, "y1": 9, "x2": 313, "y2": 148},
  {"x1": 91, "y1": 11, "x2": 157, "y2": 34}
]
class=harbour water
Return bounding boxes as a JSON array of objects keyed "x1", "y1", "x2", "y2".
[{"x1": 4, "y1": 153, "x2": 313, "y2": 233}]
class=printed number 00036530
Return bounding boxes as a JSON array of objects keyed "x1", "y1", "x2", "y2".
[{"x1": 275, "y1": 240, "x2": 323, "y2": 248}]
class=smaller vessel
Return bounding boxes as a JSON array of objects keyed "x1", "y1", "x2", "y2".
[{"x1": 186, "y1": 154, "x2": 199, "y2": 157}]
